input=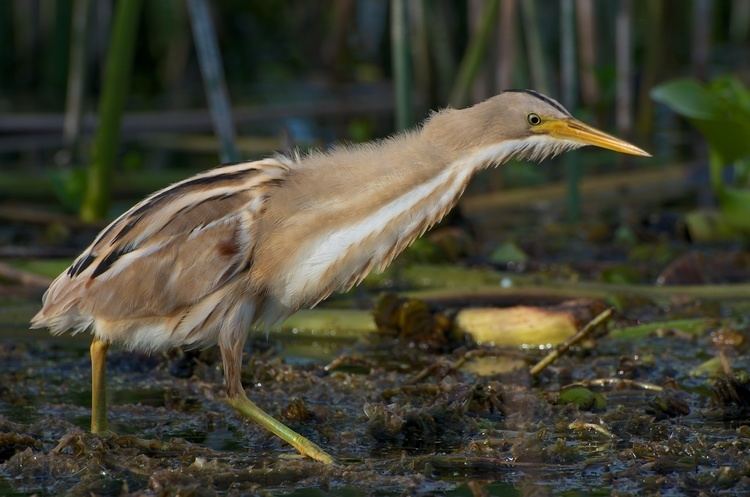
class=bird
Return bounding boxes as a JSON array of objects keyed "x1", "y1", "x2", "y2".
[{"x1": 31, "y1": 90, "x2": 649, "y2": 464}]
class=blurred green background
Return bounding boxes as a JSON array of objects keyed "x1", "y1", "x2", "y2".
[{"x1": 0, "y1": 0, "x2": 749, "y2": 247}]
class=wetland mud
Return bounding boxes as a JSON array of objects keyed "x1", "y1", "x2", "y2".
[
  {"x1": 2, "y1": 209, "x2": 750, "y2": 496},
  {"x1": 1, "y1": 296, "x2": 749, "y2": 496}
]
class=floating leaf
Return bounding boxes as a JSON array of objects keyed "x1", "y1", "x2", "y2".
[
  {"x1": 558, "y1": 386, "x2": 606, "y2": 410},
  {"x1": 718, "y1": 187, "x2": 750, "y2": 232},
  {"x1": 455, "y1": 306, "x2": 578, "y2": 347},
  {"x1": 610, "y1": 318, "x2": 717, "y2": 341},
  {"x1": 489, "y1": 241, "x2": 528, "y2": 265},
  {"x1": 684, "y1": 209, "x2": 739, "y2": 242},
  {"x1": 690, "y1": 357, "x2": 723, "y2": 378}
]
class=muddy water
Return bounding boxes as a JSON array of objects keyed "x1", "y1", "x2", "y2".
[{"x1": 1, "y1": 293, "x2": 749, "y2": 496}]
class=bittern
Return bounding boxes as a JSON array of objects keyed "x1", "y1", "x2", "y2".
[{"x1": 32, "y1": 90, "x2": 648, "y2": 464}]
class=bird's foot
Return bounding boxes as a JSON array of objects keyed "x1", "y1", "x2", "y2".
[{"x1": 226, "y1": 393, "x2": 334, "y2": 464}]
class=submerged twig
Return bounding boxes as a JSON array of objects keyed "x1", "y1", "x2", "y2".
[
  {"x1": 451, "y1": 347, "x2": 530, "y2": 370},
  {"x1": 407, "y1": 347, "x2": 530, "y2": 385},
  {"x1": 562, "y1": 378, "x2": 664, "y2": 392},
  {"x1": 530, "y1": 308, "x2": 614, "y2": 377},
  {"x1": 323, "y1": 354, "x2": 374, "y2": 373},
  {"x1": 418, "y1": 454, "x2": 571, "y2": 473},
  {"x1": 568, "y1": 421, "x2": 614, "y2": 438},
  {"x1": 382, "y1": 383, "x2": 442, "y2": 401},
  {"x1": 406, "y1": 358, "x2": 450, "y2": 385}
]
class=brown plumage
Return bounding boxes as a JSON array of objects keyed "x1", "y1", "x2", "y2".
[
  {"x1": 31, "y1": 90, "x2": 649, "y2": 463},
  {"x1": 34, "y1": 159, "x2": 287, "y2": 348}
]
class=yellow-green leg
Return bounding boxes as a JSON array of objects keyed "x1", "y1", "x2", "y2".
[
  {"x1": 220, "y1": 336, "x2": 334, "y2": 464},
  {"x1": 90, "y1": 337, "x2": 109, "y2": 433},
  {"x1": 226, "y1": 393, "x2": 333, "y2": 464}
]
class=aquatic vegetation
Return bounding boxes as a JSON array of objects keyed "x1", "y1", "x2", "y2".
[
  {"x1": 653, "y1": 76, "x2": 750, "y2": 236},
  {"x1": 2, "y1": 284, "x2": 750, "y2": 495}
]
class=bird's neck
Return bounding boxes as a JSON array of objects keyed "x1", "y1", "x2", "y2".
[
  {"x1": 287, "y1": 123, "x2": 489, "y2": 245},
  {"x1": 257, "y1": 123, "x2": 505, "y2": 313},
  {"x1": 256, "y1": 107, "x2": 580, "y2": 317}
]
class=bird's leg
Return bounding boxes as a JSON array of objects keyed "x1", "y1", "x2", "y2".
[
  {"x1": 220, "y1": 338, "x2": 334, "y2": 464},
  {"x1": 90, "y1": 337, "x2": 109, "y2": 433}
]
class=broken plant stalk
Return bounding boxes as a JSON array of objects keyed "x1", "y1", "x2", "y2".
[{"x1": 530, "y1": 308, "x2": 614, "y2": 377}]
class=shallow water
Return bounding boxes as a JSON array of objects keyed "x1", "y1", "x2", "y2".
[{"x1": 1, "y1": 288, "x2": 750, "y2": 497}]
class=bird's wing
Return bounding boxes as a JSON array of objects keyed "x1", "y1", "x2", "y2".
[{"x1": 35, "y1": 158, "x2": 290, "y2": 327}]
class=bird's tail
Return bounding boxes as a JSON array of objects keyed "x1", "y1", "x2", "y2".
[{"x1": 30, "y1": 272, "x2": 91, "y2": 335}]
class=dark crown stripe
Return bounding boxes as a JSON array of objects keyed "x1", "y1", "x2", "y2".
[{"x1": 504, "y1": 89, "x2": 572, "y2": 117}]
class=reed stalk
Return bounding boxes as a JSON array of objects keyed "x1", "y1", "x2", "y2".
[
  {"x1": 62, "y1": 0, "x2": 91, "y2": 162},
  {"x1": 560, "y1": 0, "x2": 580, "y2": 222},
  {"x1": 449, "y1": 0, "x2": 500, "y2": 107},
  {"x1": 80, "y1": 0, "x2": 142, "y2": 222},
  {"x1": 391, "y1": 0, "x2": 413, "y2": 130},
  {"x1": 187, "y1": 0, "x2": 239, "y2": 163},
  {"x1": 496, "y1": 0, "x2": 518, "y2": 90},
  {"x1": 520, "y1": 0, "x2": 550, "y2": 94}
]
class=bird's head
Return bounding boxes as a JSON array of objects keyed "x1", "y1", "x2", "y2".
[{"x1": 423, "y1": 89, "x2": 650, "y2": 167}]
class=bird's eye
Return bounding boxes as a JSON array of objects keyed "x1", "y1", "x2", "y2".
[{"x1": 527, "y1": 113, "x2": 541, "y2": 126}]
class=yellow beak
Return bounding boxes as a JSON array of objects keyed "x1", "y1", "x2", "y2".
[{"x1": 536, "y1": 118, "x2": 651, "y2": 157}]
